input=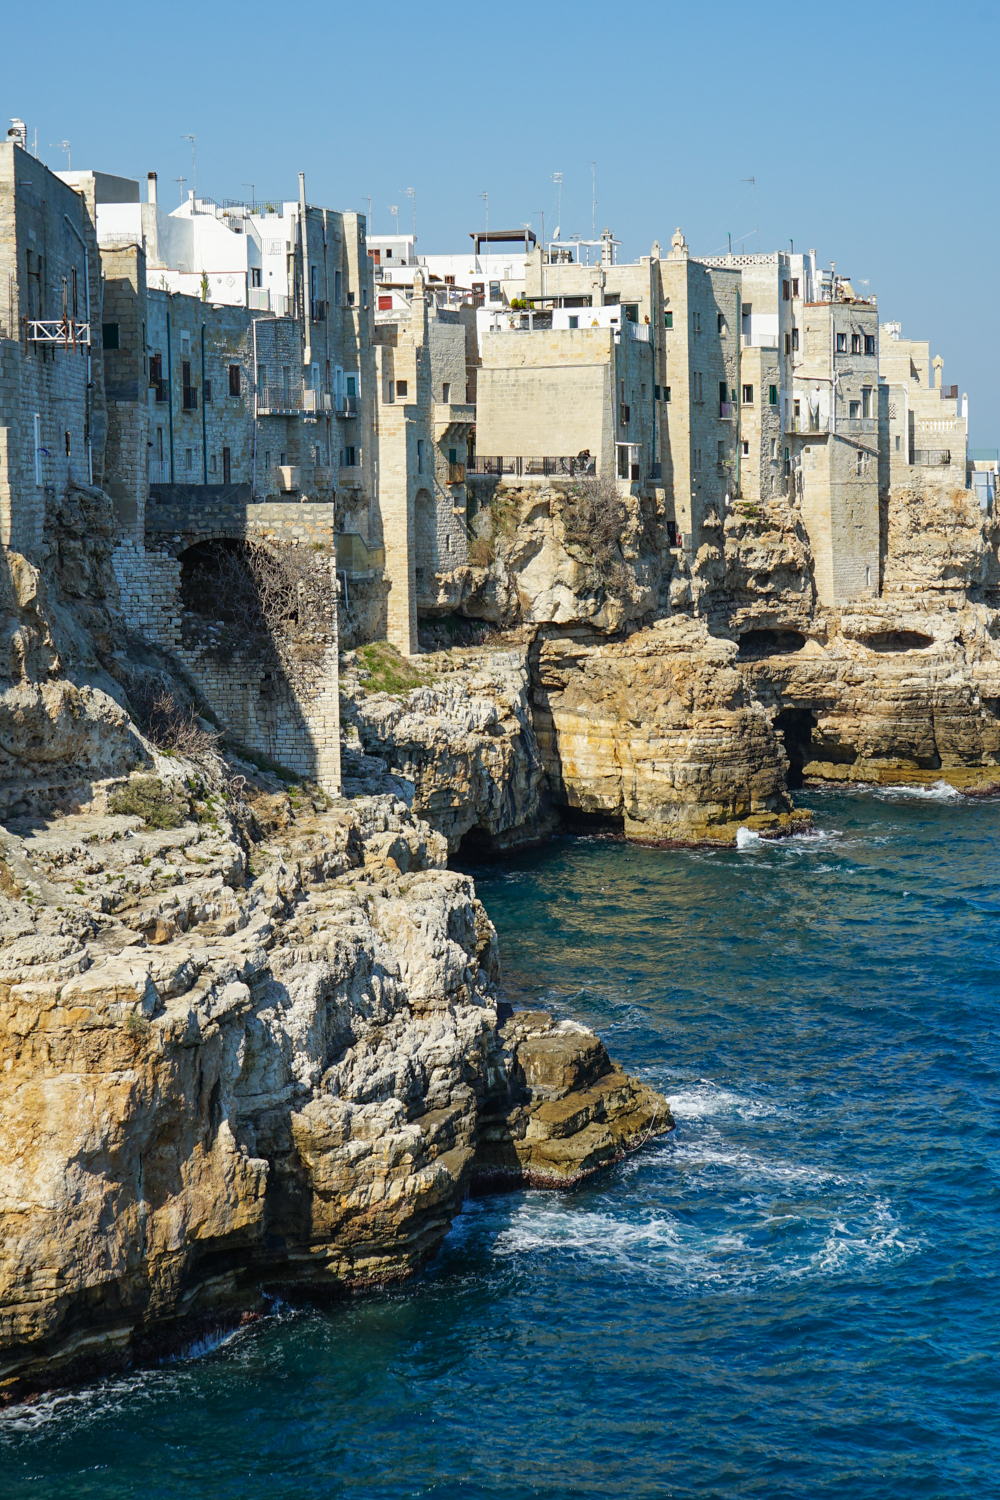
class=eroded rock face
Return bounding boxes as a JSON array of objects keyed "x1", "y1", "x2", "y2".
[
  {"x1": 0, "y1": 770, "x2": 667, "y2": 1398},
  {"x1": 474, "y1": 1011, "x2": 673, "y2": 1187},
  {"x1": 531, "y1": 616, "x2": 805, "y2": 843},
  {"x1": 342, "y1": 646, "x2": 555, "y2": 854}
]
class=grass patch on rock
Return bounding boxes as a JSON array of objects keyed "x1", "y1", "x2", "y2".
[
  {"x1": 109, "y1": 776, "x2": 187, "y2": 830},
  {"x1": 357, "y1": 641, "x2": 426, "y2": 696}
]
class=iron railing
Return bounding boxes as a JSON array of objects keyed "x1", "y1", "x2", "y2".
[{"x1": 468, "y1": 455, "x2": 598, "y2": 478}]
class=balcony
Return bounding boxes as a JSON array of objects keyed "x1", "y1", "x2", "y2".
[
  {"x1": 785, "y1": 415, "x2": 830, "y2": 435},
  {"x1": 276, "y1": 465, "x2": 301, "y2": 492},
  {"x1": 258, "y1": 385, "x2": 302, "y2": 415},
  {"x1": 838, "y1": 416, "x2": 877, "y2": 434},
  {"x1": 248, "y1": 288, "x2": 270, "y2": 312},
  {"x1": 719, "y1": 401, "x2": 734, "y2": 419},
  {"x1": 467, "y1": 454, "x2": 597, "y2": 478},
  {"x1": 335, "y1": 394, "x2": 359, "y2": 417},
  {"x1": 312, "y1": 465, "x2": 336, "y2": 488},
  {"x1": 447, "y1": 462, "x2": 466, "y2": 485},
  {"x1": 23, "y1": 317, "x2": 91, "y2": 348},
  {"x1": 628, "y1": 321, "x2": 651, "y2": 343},
  {"x1": 303, "y1": 390, "x2": 332, "y2": 413}
]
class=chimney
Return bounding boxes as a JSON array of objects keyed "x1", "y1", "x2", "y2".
[{"x1": 147, "y1": 171, "x2": 157, "y2": 206}]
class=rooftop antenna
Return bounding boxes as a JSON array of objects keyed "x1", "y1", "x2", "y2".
[
  {"x1": 174, "y1": 175, "x2": 186, "y2": 204},
  {"x1": 50, "y1": 140, "x2": 71, "y2": 170},
  {"x1": 181, "y1": 133, "x2": 196, "y2": 205},
  {"x1": 590, "y1": 161, "x2": 596, "y2": 236},
  {"x1": 390, "y1": 203, "x2": 398, "y2": 235},
  {"x1": 480, "y1": 190, "x2": 489, "y2": 275},
  {"x1": 741, "y1": 176, "x2": 759, "y2": 250},
  {"x1": 728, "y1": 232, "x2": 732, "y2": 255},
  {"x1": 241, "y1": 182, "x2": 255, "y2": 211},
  {"x1": 552, "y1": 171, "x2": 562, "y2": 239},
  {"x1": 403, "y1": 186, "x2": 415, "y2": 236}
]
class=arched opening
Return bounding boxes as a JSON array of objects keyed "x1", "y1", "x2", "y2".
[
  {"x1": 738, "y1": 629, "x2": 807, "y2": 660},
  {"x1": 863, "y1": 630, "x2": 935, "y2": 653},
  {"x1": 775, "y1": 708, "x2": 815, "y2": 789},
  {"x1": 179, "y1": 538, "x2": 260, "y2": 626}
]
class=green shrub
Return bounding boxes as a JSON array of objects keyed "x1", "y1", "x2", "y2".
[
  {"x1": 357, "y1": 640, "x2": 427, "y2": 696},
  {"x1": 109, "y1": 776, "x2": 187, "y2": 829}
]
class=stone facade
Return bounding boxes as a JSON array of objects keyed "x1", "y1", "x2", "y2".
[{"x1": 373, "y1": 271, "x2": 475, "y2": 654}]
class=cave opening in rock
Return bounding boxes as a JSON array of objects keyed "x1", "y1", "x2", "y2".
[
  {"x1": 738, "y1": 629, "x2": 807, "y2": 660},
  {"x1": 179, "y1": 538, "x2": 259, "y2": 626},
  {"x1": 863, "y1": 630, "x2": 935, "y2": 653},
  {"x1": 775, "y1": 708, "x2": 815, "y2": 789}
]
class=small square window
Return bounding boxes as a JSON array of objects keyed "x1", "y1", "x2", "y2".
[
  {"x1": 569, "y1": 315, "x2": 578, "y2": 329},
  {"x1": 742, "y1": 384, "x2": 754, "y2": 405},
  {"x1": 742, "y1": 439, "x2": 750, "y2": 457},
  {"x1": 396, "y1": 379, "x2": 407, "y2": 398},
  {"x1": 769, "y1": 384, "x2": 778, "y2": 405},
  {"x1": 849, "y1": 400, "x2": 861, "y2": 419},
  {"x1": 664, "y1": 386, "x2": 671, "y2": 403},
  {"x1": 664, "y1": 310, "x2": 673, "y2": 329},
  {"x1": 102, "y1": 322, "x2": 120, "y2": 350}
]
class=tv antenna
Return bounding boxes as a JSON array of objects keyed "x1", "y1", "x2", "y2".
[
  {"x1": 50, "y1": 140, "x2": 71, "y2": 169},
  {"x1": 402, "y1": 186, "x2": 415, "y2": 235},
  {"x1": 741, "y1": 176, "x2": 759, "y2": 250},
  {"x1": 174, "y1": 175, "x2": 186, "y2": 204},
  {"x1": 181, "y1": 133, "x2": 196, "y2": 203}
]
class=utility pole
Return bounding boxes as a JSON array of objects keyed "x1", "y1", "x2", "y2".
[
  {"x1": 50, "y1": 141, "x2": 71, "y2": 170},
  {"x1": 181, "y1": 134, "x2": 196, "y2": 206},
  {"x1": 174, "y1": 176, "x2": 186, "y2": 205}
]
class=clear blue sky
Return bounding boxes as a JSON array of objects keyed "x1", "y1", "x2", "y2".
[{"x1": 3, "y1": 0, "x2": 996, "y2": 442}]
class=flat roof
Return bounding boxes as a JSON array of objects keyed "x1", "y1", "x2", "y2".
[{"x1": 470, "y1": 228, "x2": 537, "y2": 246}]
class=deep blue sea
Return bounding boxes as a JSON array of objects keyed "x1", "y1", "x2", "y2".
[{"x1": 3, "y1": 787, "x2": 1000, "y2": 1498}]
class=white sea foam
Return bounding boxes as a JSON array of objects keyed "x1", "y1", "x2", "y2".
[
  {"x1": 874, "y1": 779, "x2": 962, "y2": 802},
  {"x1": 665, "y1": 1079, "x2": 782, "y2": 1121},
  {"x1": 736, "y1": 826, "x2": 761, "y2": 849}
]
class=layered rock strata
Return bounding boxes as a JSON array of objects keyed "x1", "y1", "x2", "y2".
[{"x1": 0, "y1": 764, "x2": 670, "y2": 1399}]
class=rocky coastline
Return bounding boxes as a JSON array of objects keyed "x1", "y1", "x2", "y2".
[{"x1": 3, "y1": 466, "x2": 1000, "y2": 1400}]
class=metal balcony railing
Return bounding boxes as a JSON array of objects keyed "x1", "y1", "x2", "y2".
[
  {"x1": 785, "y1": 414, "x2": 829, "y2": 435},
  {"x1": 23, "y1": 317, "x2": 91, "y2": 349},
  {"x1": 335, "y1": 394, "x2": 359, "y2": 416},
  {"x1": 258, "y1": 385, "x2": 302, "y2": 413},
  {"x1": 303, "y1": 390, "x2": 332, "y2": 413},
  {"x1": 838, "y1": 416, "x2": 878, "y2": 434},
  {"x1": 467, "y1": 454, "x2": 597, "y2": 477}
]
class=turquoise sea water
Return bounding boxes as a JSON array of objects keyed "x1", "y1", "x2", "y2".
[{"x1": 3, "y1": 787, "x2": 1000, "y2": 1498}]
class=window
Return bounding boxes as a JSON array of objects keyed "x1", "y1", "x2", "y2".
[
  {"x1": 864, "y1": 334, "x2": 876, "y2": 356},
  {"x1": 180, "y1": 332, "x2": 191, "y2": 357},
  {"x1": 895, "y1": 434, "x2": 902, "y2": 452},
  {"x1": 347, "y1": 291, "x2": 355, "y2": 307},
  {"x1": 742, "y1": 439, "x2": 750, "y2": 457},
  {"x1": 417, "y1": 438, "x2": 424, "y2": 474},
  {"x1": 719, "y1": 380, "x2": 728, "y2": 407},
  {"x1": 769, "y1": 384, "x2": 778, "y2": 405},
  {"x1": 280, "y1": 451, "x2": 287, "y2": 466},
  {"x1": 693, "y1": 310, "x2": 701, "y2": 333},
  {"x1": 223, "y1": 446, "x2": 231, "y2": 485},
  {"x1": 346, "y1": 374, "x2": 357, "y2": 397},
  {"x1": 444, "y1": 274, "x2": 455, "y2": 286},
  {"x1": 251, "y1": 267, "x2": 262, "y2": 288},
  {"x1": 862, "y1": 387, "x2": 872, "y2": 418},
  {"x1": 210, "y1": 453, "x2": 217, "y2": 474},
  {"x1": 664, "y1": 310, "x2": 673, "y2": 329},
  {"x1": 264, "y1": 449, "x2": 271, "y2": 470},
  {"x1": 102, "y1": 322, "x2": 120, "y2": 350},
  {"x1": 343, "y1": 445, "x2": 357, "y2": 466},
  {"x1": 362, "y1": 286, "x2": 368, "y2": 308},
  {"x1": 623, "y1": 303, "x2": 639, "y2": 323},
  {"x1": 64, "y1": 430, "x2": 71, "y2": 456},
  {"x1": 449, "y1": 447, "x2": 457, "y2": 465},
  {"x1": 203, "y1": 379, "x2": 212, "y2": 403},
  {"x1": 184, "y1": 448, "x2": 192, "y2": 471},
  {"x1": 718, "y1": 440, "x2": 725, "y2": 462},
  {"x1": 849, "y1": 400, "x2": 861, "y2": 419},
  {"x1": 489, "y1": 281, "x2": 501, "y2": 301},
  {"x1": 693, "y1": 448, "x2": 701, "y2": 471},
  {"x1": 654, "y1": 384, "x2": 660, "y2": 400},
  {"x1": 641, "y1": 383, "x2": 646, "y2": 399},
  {"x1": 792, "y1": 278, "x2": 799, "y2": 296},
  {"x1": 785, "y1": 333, "x2": 791, "y2": 355},
  {"x1": 664, "y1": 386, "x2": 671, "y2": 403},
  {"x1": 836, "y1": 333, "x2": 847, "y2": 353},
  {"x1": 742, "y1": 384, "x2": 754, "y2": 405},
  {"x1": 792, "y1": 327, "x2": 799, "y2": 351},
  {"x1": 257, "y1": 364, "x2": 267, "y2": 392},
  {"x1": 335, "y1": 270, "x2": 342, "y2": 305},
  {"x1": 396, "y1": 379, "x2": 408, "y2": 398},
  {"x1": 442, "y1": 382, "x2": 450, "y2": 403},
  {"x1": 770, "y1": 439, "x2": 777, "y2": 460},
  {"x1": 377, "y1": 295, "x2": 392, "y2": 311},
  {"x1": 718, "y1": 312, "x2": 726, "y2": 332},
  {"x1": 782, "y1": 280, "x2": 790, "y2": 301},
  {"x1": 794, "y1": 399, "x2": 801, "y2": 418},
  {"x1": 387, "y1": 380, "x2": 394, "y2": 403},
  {"x1": 569, "y1": 315, "x2": 578, "y2": 329},
  {"x1": 156, "y1": 429, "x2": 163, "y2": 462},
  {"x1": 851, "y1": 333, "x2": 861, "y2": 354},
  {"x1": 856, "y1": 449, "x2": 864, "y2": 476}
]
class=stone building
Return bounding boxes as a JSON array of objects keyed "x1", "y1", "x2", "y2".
[
  {"x1": 0, "y1": 138, "x2": 102, "y2": 553},
  {"x1": 372, "y1": 270, "x2": 475, "y2": 654},
  {"x1": 878, "y1": 321, "x2": 969, "y2": 493}
]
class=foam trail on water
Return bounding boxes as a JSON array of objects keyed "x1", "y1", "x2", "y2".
[{"x1": 736, "y1": 827, "x2": 761, "y2": 849}]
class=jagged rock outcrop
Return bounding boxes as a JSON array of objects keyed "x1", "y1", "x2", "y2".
[
  {"x1": 342, "y1": 645, "x2": 555, "y2": 853},
  {"x1": 0, "y1": 768, "x2": 670, "y2": 1399},
  {"x1": 530, "y1": 615, "x2": 806, "y2": 842},
  {"x1": 475, "y1": 1011, "x2": 672, "y2": 1186}
]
